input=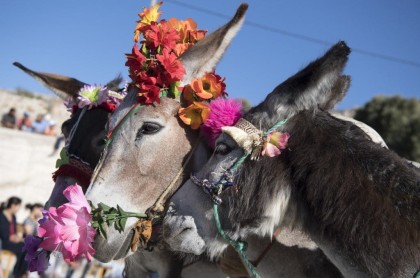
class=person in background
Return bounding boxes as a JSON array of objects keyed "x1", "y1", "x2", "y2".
[
  {"x1": 23, "y1": 203, "x2": 43, "y2": 237},
  {"x1": 31, "y1": 114, "x2": 48, "y2": 134},
  {"x1": 1, "y1": 108, "x2": 16, "y2": 129},
  {"x1": 0, "y1": 197, "x2": 27, "y2": 277},
  {"x1": 44, "y1": 120, "x2": 57, "y2": 136},
  {"x1": 17, "y1": 112, "x2": 32, "y2": 132}
]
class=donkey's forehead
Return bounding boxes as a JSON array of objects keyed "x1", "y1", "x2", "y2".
[
  {"x1": 137, "y1": 98, "x2": 180, "y2": 120},
  {"x1": 109, "y1": 96, "x2": 180, "y2": 129}
]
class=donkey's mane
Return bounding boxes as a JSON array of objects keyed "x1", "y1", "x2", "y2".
[{"x1": 226, "y1": 109, "x2": 420, "y2": 276}]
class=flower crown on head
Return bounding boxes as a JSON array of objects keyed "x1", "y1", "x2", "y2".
[
  {"x1": 65, "y1": 84, "x2": 126, "y2": 114},
  {"x1": 125, "y1": 2, "x2": 231, "y2": 129}
]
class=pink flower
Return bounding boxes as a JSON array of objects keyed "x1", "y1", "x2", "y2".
[
  {"x1": 261, "y1": 132, "x2": 290, "y2": 157},
  {"x1": 202, "y1": 98, "x2": 243, "y2": 148},
  {"x1": 37, "y1": 184, "x2": 96, "y2": 263},
  {"x1": 63, "y1": 184, "x2": 91, "y2": 212}
]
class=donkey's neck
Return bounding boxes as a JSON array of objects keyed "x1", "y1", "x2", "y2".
[{"x1": 284, "y1": 111, "x2": 420, "y2": 277}]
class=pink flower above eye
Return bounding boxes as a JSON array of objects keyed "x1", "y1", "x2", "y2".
[{"x1": 261, "y1": 131, "x2": 290, "y2": 157}]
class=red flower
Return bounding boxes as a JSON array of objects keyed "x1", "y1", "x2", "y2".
[
  {"x1": 144, "y1": 21, "x2": 179, "y2": 51},
  {"x1": 156, "y1": 48, "x2": 185, "y2": 83},
  {"x1": 125, "y1": 44, "x2": 146, "y2": 77},
  {"x1": 136, "y1": 74, "x2": 161, "y2": 104}
]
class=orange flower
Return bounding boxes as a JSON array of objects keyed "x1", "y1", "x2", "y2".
[
  {"x1": 181, "y1": 85, "x2": 196, "y2": 105},
  {"x1": 167, "y1": 18, "x2": 207, "y2": 56},
  {"x1": 191, "y1": 72, "x2": 225, "y2": 100},
  {"x1": 134, "y1": 2, "x2": 163, "y2": 42},
  {"x1": 178, "y1": 102, "x2": 211, "y2": 129}
]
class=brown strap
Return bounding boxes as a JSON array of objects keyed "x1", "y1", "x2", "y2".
[{"x1": 252, "y1": 227, "x2": 281, "y2": 267}]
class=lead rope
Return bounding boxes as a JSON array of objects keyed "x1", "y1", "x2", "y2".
[{"x1": 211, "y1": 118, "x2": 288, "y2": 278}]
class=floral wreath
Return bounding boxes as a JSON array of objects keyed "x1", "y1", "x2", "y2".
[
  {"x1": 64, "y1": 84, "x2": 126, "y2": 114},
  {"x1": 23, "y1": 3, "x2": 289, "y2": 272},
  {"x1": 125, "y1": 1, "x2": 229, "y2": 129}
]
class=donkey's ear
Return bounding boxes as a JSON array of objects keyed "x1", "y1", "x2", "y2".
[
  {"x1": 13, "y1": 62, "x2": 86, "y2": 100},
  {"x1": 250, "y1": 41, "x2": 350, "y2": 122},
  {"x1": 105, "y1": 74, "x2": 124, "y2": 92},
  {"x1": 320, "y1": 75, "x2": 351, "y2": 110},
  {"x1": 179, "y1": 3, "x2": 248, "y2": 85}
]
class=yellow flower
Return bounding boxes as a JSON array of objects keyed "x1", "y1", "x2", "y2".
[
  {"x1": 178, "y1": 102, "x2": 211, "y2": 129},
  {"x1": 134, "y1": 2, "x2": 163, "y2": 42}
]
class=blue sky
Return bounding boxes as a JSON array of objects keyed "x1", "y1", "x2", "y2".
[{"x1": 1, "y1": 0, "x2": 419, "y2": 109}]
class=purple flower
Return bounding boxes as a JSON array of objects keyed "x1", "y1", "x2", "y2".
[
  {"x1": 23, "y1": 235, "x2": 42, "y2": 255},
  {"x1": 38, "y1": 210, "x2": 49, "y2": 225},
  {"x1": 77, "y1": 84, "x2": 108, "y2": 109},
  {"x1": 23, "y1": 236, "x2": 50, "y2": 272},
  {"x1": 28, "y1": 250, "x2": 50, "y2": 272}
]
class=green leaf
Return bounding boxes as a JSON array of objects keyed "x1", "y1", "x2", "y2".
[
  {"x1": 98, "y1": 223, "x2": 107, "y2": 239},
  {"x1": 119, "y1": 217, "x2": 127, "y2": 231},
  {"x1": 169, "y1": 81, "x2": 181, "y2": 98},
  {"x1": 55, "y1": 148, "x2": 69, "y2": 168},
  {"x1": 106, "y1": 218, "x2": 115, "y2": 227},
  {"x1": 117, "y1": 205, "x2": 126, "y2": 216},
  {"x1": 114, "y1": 220, "x2": 122, "y2": 232},
  {"x1": 98, "y1": 202, "x2": 111, "y2": 212}
]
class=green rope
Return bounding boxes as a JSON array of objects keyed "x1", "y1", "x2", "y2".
[
  {"x1": 213, "y1": 203, "x2": 261, "y2": 278},
  {"x1": 263, "y1": 118, "x2": 288, "y2": 136},
  {"x1": 211, "y1": 117, "x2": 288, "y2": 278}
]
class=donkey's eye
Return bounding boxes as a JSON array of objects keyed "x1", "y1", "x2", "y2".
[
  {"x1": 215, "y1": 143, "x2": 231, "y2": 155},
  {"x1": 136, "y1": 122, "x2": 161, "y2": 140}
]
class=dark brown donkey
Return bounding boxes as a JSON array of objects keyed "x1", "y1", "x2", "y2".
[{"x1": 163, "y1": 42, "x2": 420, "y2": 277}]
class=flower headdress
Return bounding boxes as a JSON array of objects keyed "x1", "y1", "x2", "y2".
[
  {"x1": 125, "y1": 2, "x2": 230, "y2": 129},
  {"x1": 65, "y1": 84, "x2": 126, "y2": 114}
]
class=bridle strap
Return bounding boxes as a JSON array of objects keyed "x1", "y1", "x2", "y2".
[
  {"x1": 106, "y1": 103, "x2": 142, "y2": 145},
  {"x1": 251, "y1": 227, "x2": 281, "y2": 267},
  {"x1": 148, "y1": 139, "x2": 201, "y2": 216},
  {"x1": 65, "y1": 107, "x2": 87, "y2": 148}
]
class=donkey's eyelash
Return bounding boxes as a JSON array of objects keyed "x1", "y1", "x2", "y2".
[{"x1": 215, "y1": 143, "x2": 231, "y2": 155}]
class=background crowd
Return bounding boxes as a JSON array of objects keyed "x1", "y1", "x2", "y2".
[
  {"x1": 0, "y1": 197, "x2": 124, "y2": 278},
  {"x1": 1, "y1": 108, "x2": 57, "y2": 136}
]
